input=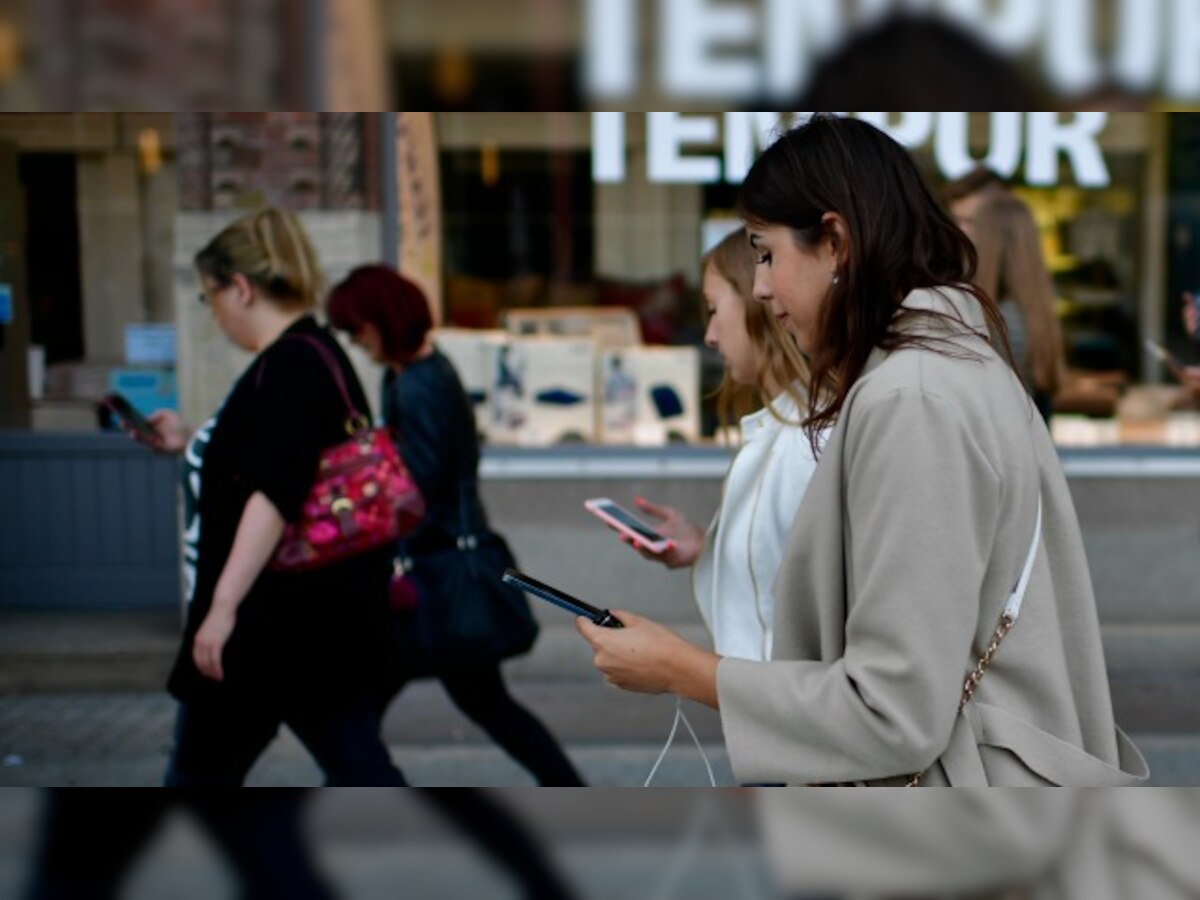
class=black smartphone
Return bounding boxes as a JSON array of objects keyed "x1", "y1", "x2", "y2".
[
  {"x1": 101, "y1": 393, "x2": 159, "y2": 443},
  {"x1": 501, "y1": 568, "x2": 623, "y2": 628}
]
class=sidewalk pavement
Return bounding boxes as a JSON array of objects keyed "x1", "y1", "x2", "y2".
[
  {"x1": 2, "y1": 611, "x2": 1199, "y2": 786},
  {"x1": 0, "y1": 684, "x2": 733, "y2": 787}
]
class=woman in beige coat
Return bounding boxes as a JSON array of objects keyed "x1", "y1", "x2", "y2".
[{"x1": 578, "y1": 115, "x2": 1146, "y2": 786}]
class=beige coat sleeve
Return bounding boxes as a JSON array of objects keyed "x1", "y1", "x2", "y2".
[{"x1": 717, "y1": 387, "x2": 1003, "y2": 784}]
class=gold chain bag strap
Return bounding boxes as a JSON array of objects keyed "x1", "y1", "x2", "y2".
[{"x1": 907, "y1": 495, "x2": 1043, "y2": 787}]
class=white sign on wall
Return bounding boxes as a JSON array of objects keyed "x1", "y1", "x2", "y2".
[{"x1": 593, "y1": 112, "x2": 1112, "y2": 188}]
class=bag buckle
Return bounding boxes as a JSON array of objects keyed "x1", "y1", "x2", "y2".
[{"x1": 331, "y1": 496, "x2": 358, "y2": 536}]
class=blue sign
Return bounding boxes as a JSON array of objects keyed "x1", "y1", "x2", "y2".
[
  {"x1": 125, "y1": 324, "x2": 176, "y2": 366},
  {"x1": 0, "y1": 284, "x2": 12, "y2": 324},
  {"x1": 109, "y1": 368, "x2": 178, "y2": 417}
]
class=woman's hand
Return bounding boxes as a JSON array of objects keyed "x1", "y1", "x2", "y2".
[
  {"x1": 576, "y1": 610, "x2": 720, "y2": 708},
  {"x1": 192, "y1": 492, "x2": 288, "y2": 682},
  {"x1": 146, "y1": 409, "x2": 192, "y2": 454},
  {"x1": 616, "y1": 497, "x2": 706, "y2": 569},
  {"x1": 192, "y1": 605, "x2": 236, "y2": 682},
  {"x1": 1183, "y1": 366, "x2": 1200, "y2": 396}
]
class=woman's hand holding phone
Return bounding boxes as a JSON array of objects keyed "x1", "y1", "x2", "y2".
[
  {"x1": 621, "y1": 497, "x2": 706, "y2": 570},
  {"x1": 145, "y1": 409, "x2": 191, "y2": 453},
  {"x1": 576, "y1": 608, "x2": 720, "y2": 707}
]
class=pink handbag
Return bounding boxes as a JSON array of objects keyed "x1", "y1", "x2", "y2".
[{"x1": 266, "y1": 334, "x2": 425, "y2": 573}]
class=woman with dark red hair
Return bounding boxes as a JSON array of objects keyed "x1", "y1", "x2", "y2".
[{"x1": 327, "y1": 264, "x2": 583, "y2": 786}]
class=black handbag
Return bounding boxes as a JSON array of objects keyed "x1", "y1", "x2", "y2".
[{"x1": 398, "y1": 477, "x2": 538, "y2": 669}]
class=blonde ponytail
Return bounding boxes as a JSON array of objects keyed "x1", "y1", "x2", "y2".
[{"x1": 195, "y1": 207, "x2": 324, "y2": 309}]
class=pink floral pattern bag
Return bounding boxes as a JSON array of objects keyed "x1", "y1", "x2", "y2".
[{"x1": 265, "y1": 334, "x2": 425, "y2": 573}]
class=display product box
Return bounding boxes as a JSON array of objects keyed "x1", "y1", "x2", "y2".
[
  {"x1": 599, "y1": 346, "x2": 699, "y2": 445},
  {"x1": 486, "y1": 336, "x2": 598, "y2": 445},
  {"x1": 434, "y1": 327, "x2": 507, "y2": 437}
]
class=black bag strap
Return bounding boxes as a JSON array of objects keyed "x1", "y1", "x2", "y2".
[{"x1": 455, "y1": 473, "x2": 478, "y2": 551}]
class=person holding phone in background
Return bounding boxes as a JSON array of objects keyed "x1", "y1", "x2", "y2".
[
  {"x1": 327, "y1": 265, "x2": 584, "y2": 787},
  {"x1": 971, "y1": 193, "x2": 1067, "y2": 421},
  {"x1": 579, "y1": 116, "x2": 1145, "y2": 786},
  {"x1": 145, "y1": 208, "x2": 404, "y2": 786},
  {"x1": 607, "y1": 228, "x2": 817, "y2": 664},
  {"x1": 1179, "y1": 292, "x2": 1200, "y2": 395}
]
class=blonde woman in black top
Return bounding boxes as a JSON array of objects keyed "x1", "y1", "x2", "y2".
[{"x1": 148, "y1": 209, "x2": 403, "y2": 786}]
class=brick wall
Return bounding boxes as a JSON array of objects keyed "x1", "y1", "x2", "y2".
[{"x1": 176, "y1": 113, "x2": 369, "y2": 212}]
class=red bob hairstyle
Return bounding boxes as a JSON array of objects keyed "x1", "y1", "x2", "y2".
[{"x1": 326, "y1": 265, "x2": 434, "y2": 364}]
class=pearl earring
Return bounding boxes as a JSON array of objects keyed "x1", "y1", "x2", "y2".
[{"x1": 831, "y1": 272, "x2": 841, "y2": 285}]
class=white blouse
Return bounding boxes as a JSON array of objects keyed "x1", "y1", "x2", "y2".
[{"x1": 692, "y1": 391, "x2": 819, "y2": 661}]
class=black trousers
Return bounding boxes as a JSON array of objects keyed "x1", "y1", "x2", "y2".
[
  {"x1": 165, "y1": 692, "x2": 405, "y2": 787},
  {"x1": 25, "y1": 790, "x2": 334, "y2": 900},
  {"x1": 388, "y1": 663, "x2": 584, "y2": 787}
]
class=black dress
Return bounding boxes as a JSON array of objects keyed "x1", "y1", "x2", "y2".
[{"x1": 168, "y1": 315, "x2": 391, "y2": 710}]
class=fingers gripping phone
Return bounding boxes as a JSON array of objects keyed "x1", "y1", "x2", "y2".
[
  {"x1": 501, "y1": 568, "x2": 623, "y2": 628},
  {"x1": 584, "y1": 498, "x2": 672, "y2": 554},
  {"x1": 101, "y1": 393, "x2": 159, "y2": 443}
]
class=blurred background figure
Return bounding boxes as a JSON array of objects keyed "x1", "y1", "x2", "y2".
[
  {"x1": 945, "y1": 168, "x2": 1011, "y2": 244},
  {"x1": 1179, "y1": 293, "x2": 1200, "y2": 396},
  {"x1": 972, "y1": 192, "x2": 1069, "y2": 421},
  {"x1": 25, "y1": 790, "x2": 334, "y2": 900}
]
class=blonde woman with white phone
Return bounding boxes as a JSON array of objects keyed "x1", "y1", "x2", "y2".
[{"x1": 606, "y1": 228, "x2": 818, "y2": 663}]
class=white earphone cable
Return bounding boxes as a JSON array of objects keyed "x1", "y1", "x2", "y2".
[{"x1": 644, "y1": 695, "x2": 717, "y2": 788}]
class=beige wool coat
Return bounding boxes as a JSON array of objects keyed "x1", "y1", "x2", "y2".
[{"x1": 716, "y1": 287, "x2": 1148, "y2": 786}]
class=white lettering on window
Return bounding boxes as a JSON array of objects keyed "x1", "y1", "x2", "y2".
[
  {"x1": 724, "y1": 112, "x2": 790, "y2": 183},
  {"x1": 1025, "y1": 112, "x2": 1110, "y2": 187},
  {"x1": 592, "y1": 112, "x2": 627, "y2": 183},
  {"x1": 934, "y1": 112, "x2": 1023, "y2": 179},
  {"x1": 647, "y1": 112, "x2": 722, "y2": 183}
]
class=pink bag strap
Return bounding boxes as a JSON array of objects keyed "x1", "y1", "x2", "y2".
[{"x1": 257, "y1": 331, "x2": 368, "y2": 431}]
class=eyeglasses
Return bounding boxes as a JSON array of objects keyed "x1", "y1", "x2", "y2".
[{"x1": 197, "y1": 282, "x2": 225, "y2": 306}]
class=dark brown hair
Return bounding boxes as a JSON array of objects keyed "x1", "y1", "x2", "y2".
[{"x1": 737, "y1": 115, "x2": 1013, "y2": 451}]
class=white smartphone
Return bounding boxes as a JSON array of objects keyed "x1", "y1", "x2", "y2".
[{"x1": 584, "y1": 497, "x2": 672, "y2": 554}]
